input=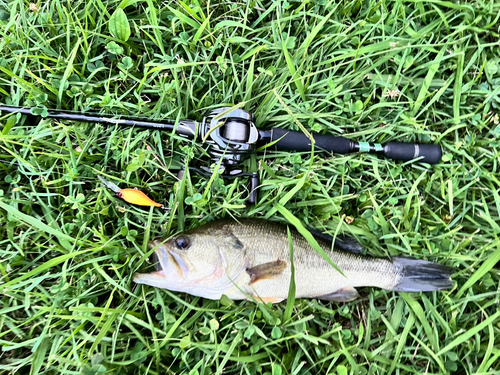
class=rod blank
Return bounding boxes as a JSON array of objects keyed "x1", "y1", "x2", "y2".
[{"x1": 0, "y1": 105, "x2": 197, "y2": 137}]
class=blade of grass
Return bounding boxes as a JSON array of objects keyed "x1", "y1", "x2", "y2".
[
  {"x1": 456, "y1": 239, "x2": 500, "y2": 298},
  {"x1": 437, "y1": 310, "x2": 500, "y2": 357},
  {"x1": 0, "y1": 249, "x2": 93, "y2": 292},
  {"x1": 215, "y1": 332, "x2": 242, "y2": 375},
  {"x1": 57, "y1": 39, "x2": 81, "y2": 107},
  {"x1": 401, "y1": 293, "x2": 439, "y2": 352},
  {"x1": 283, "y1": 226, "x2": 296, "y2": 323},
  {"x1": 412, "y1": 46, "x2": 446, "y2": 115},
  {"x1": 274, "y1": 203, "x2": 343, "y2": 275},
  {"x1": 453, "y1": 51, "x2": 464, "y2": 125},
  {"x1": 0, "y1": 200, "x2": 77, "y2": 244}
]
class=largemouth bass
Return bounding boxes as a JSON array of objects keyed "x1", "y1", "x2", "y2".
[{"x1": 133, "y1": 219, "x2": 452, "y2": 303}]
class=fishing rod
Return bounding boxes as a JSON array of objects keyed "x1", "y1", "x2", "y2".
[{"x1": 0, "y1": 105, "x2": 442, "y2": 203}]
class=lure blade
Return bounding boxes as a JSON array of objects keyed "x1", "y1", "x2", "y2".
[{"x1": 117, "y1": 189, "x2": 162, "y2": 207}]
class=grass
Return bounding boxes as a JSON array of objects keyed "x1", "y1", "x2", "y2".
[{"x1": 0, "y1": 0, "x2": 500, "y2": 374}]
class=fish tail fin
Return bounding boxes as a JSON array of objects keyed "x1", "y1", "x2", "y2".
[{"x1": 391, "y1": 257, "x2": 453, "y2": 292}]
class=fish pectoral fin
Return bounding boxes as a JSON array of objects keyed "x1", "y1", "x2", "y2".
[
  {"x1": 247, "y1": 260, "x2": 287, "y2": 285},
  {"x1": 317, "y1": 287, "x2": 359, "y2": 302}
]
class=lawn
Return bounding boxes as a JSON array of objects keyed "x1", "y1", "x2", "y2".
[{"x1": 1, "y1": 0, "x2": 500, "y2": 374}]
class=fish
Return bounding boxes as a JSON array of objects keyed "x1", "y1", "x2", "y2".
[{"x1": 133, "y1": 219, "x2": 453, "y2": 303}]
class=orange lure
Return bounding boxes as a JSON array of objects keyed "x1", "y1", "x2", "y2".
[
  {"x1": 98, "y1": 176, "x2": 163, "y2": 208},
  {"x1": 117, "y1": 189, "x2": 162, "y2": 207}
]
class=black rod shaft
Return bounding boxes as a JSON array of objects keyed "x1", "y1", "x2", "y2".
[{"x1": 0, "y1": 105, "x2": 197, "y2": 137}]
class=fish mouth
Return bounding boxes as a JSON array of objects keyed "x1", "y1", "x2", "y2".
[
  {"x1": 151, "y1": 249, "x2": 162, "y2": 271},
  {"x1": 148, "y1": 239, "x2": 163, "y2": 250},
  {"x1": 147, "y1": 239, "x2": 190, "y2": 278},
  {"x1": 132, "y1": 269, "x2": 166, "y2": 287},
  {"x1": 148, "y1": 239, "x2": 166, "y2": 271},
  {"x1": 138, "y1": 239, "x2": 165, "y2": 277},
  {"x1": 132, "y1": 240, "x2": 170, "y2": 285}
]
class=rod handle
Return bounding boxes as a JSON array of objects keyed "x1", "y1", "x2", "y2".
[
  {"x1": 270, "y1": 128, "x2": 442, "y2": 164},
  {"x1": 383, "y1": 142, "x2": 442, "y2": 164},
  {"x1": 270, "y1": 128, "x2": 352, "y2": 153}
]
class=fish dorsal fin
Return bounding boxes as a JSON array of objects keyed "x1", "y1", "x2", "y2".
[
  {"x1": 307, "y1": 227, "x2": 364, "y2": 254},
  {"x1": 307, "y1": 227, "x2": 336, "y2": 243},
  {"x1": 247, "y1": 260, "x2": 287, "y2": 285},
  {"x1": 334, "y1": 235, "x2": 365, "y2": 254},
  {"x1": 316, "y1": 287, "x2": 359, "y2": 302}
]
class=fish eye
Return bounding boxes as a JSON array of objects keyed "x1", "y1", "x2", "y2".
[{"x1": 175, "y1": 237, "x2": 190, "y2": 250}]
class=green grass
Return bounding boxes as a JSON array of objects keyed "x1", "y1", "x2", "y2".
[{"x1": 1, "y1": 0, "x2": 500, "y2": 374}]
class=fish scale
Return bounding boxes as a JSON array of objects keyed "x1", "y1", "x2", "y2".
[{"x1": 226, "y1": 220, "x2": 399, "y2": 301}]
